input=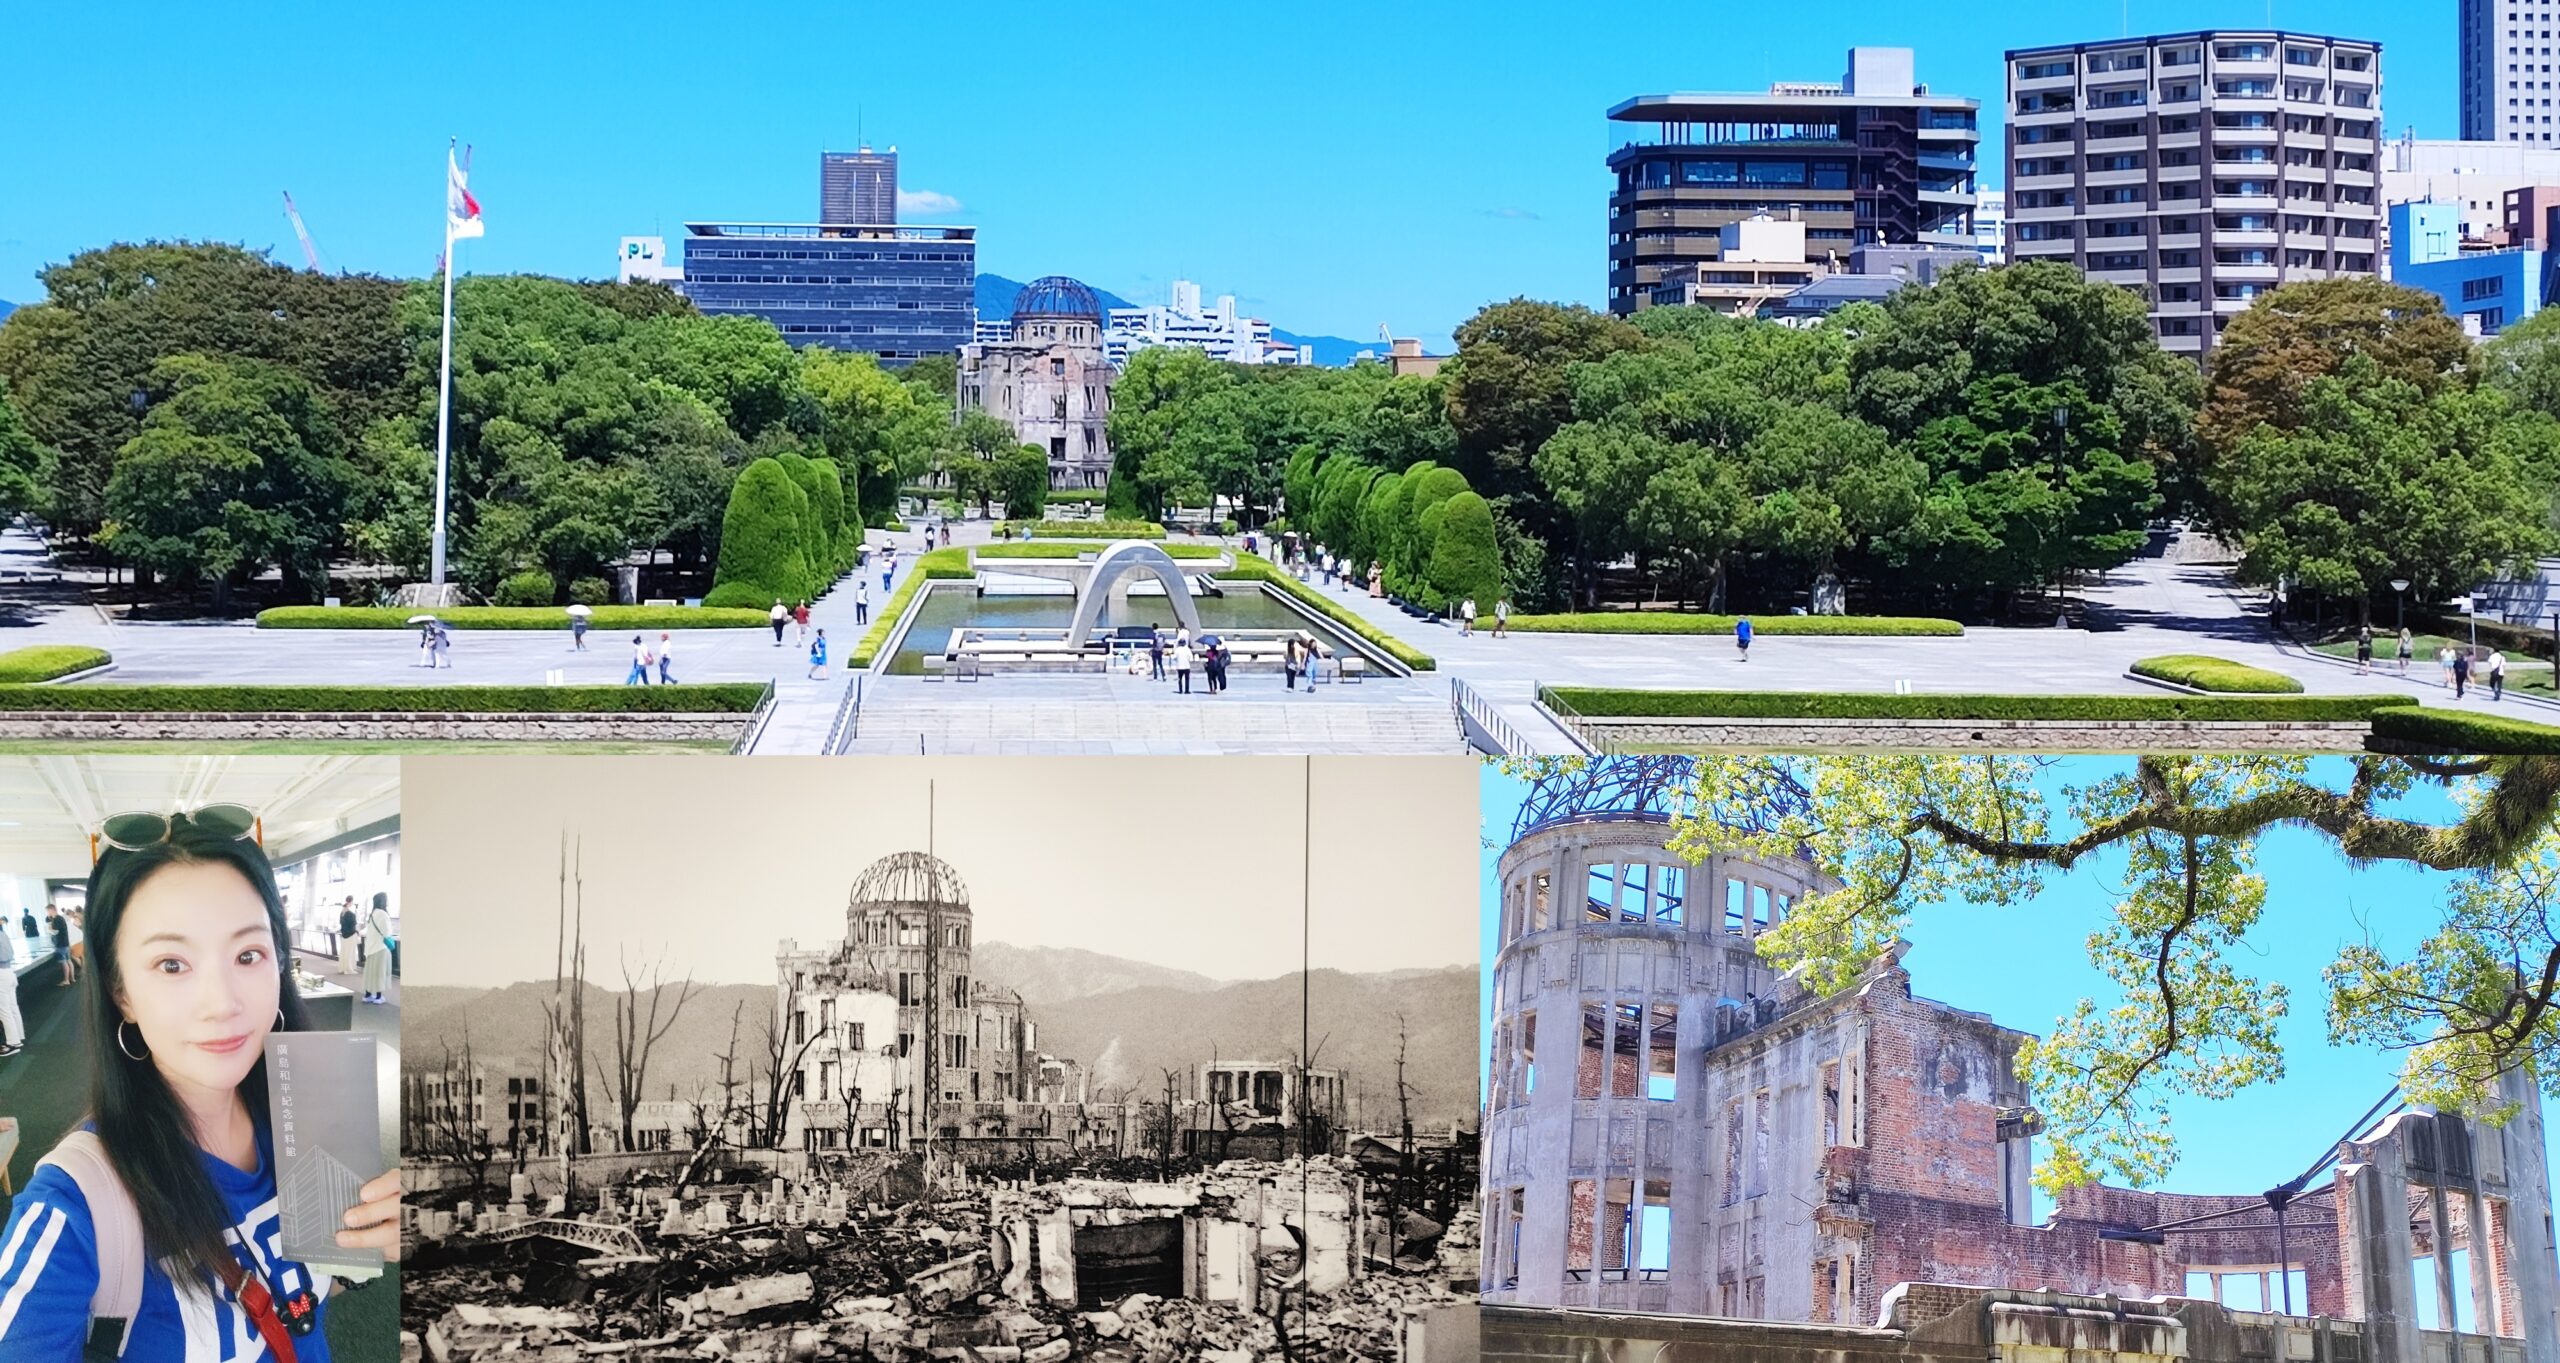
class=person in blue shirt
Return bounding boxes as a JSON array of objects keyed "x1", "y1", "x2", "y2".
[
  {"x1": 1735, "y1": 615, "x2": 1753, "y2": 662},
  {"x1": 0, "y1": 811, "x2": 402, "y2": 1360}
]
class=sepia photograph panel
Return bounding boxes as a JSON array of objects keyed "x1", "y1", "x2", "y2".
[{"x1": 398, "y1": 755, "x2": 1478, "y2": 1360}]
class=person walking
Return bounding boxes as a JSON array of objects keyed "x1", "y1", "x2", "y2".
[
  {"x1": 1172, "y1": 638, "x2": 1194, "y2": 694},
  {"x1": 362, "y1": 892, "x2": 393, "y2": 1003},
  {"x1": 1461, "y1": 597, "x2": 1478, "y2": 637},
  {"x1": 1368, "y1": 561, "x2": 1384, "y2": 598},
  {"x1": 2397, "y1": 626, "x2": 2415, "y2": 676},
  {"x1": 2453, "y1": 647, "x2": 2473, "y2": 699},
  {"x1": 794, "y1": 600, "x2": 813, "y2": 646},
  {"x1": 624, "y1": 635, "x2": 652, "y2": 685},
  {"x1": 431, "y1": 621, "x2": 453, "y2": 669},
  {"x1": 2354, "y1": 625, "x2": 2373, "y2": 675},
  {"x1": 1283, "y1": 636, "x2": 1301, "y2": 691},
  {"x1": 656, "y1": 632, "x2": 677, "y2": 685},
  {"x1": 0, "y1": 922, "x2": 22, "y2": 1059},
  {"x1": 47, "y1": 906, "x2": 71, "y2": 987},
  {"x1": 771, "y1": 599, "x2": 789, "y2": 646},
  {"x1": 807, "y1": 628, "x2": 830, "y2": 680},
  {"x1": 416, "y1": 620, "x2": 435, "y2": 668},
  {"x1": 1736, "y1": 615, "x2": 1754, "y2": 662},
  {"x1": 2489, "y1": 649, "x2": 2509, "y2": 701},
  {"x1": 1495, "y1": 596, "x2": 1511, "y2": 639},
  {"x1": 1149, "y1": 631, "x2": 1166, "y2": 681},
  {"x1": 63, "y1": 909, "x2": 83, "y2": 982},
  {"x1": 881, "y1": 546, "x2": 897, "y2": 593},
  {"x1": 570, "y1": 613, "x2": 590, "y2": 652},
  {"x1": 337, "y1": 897, "x2": 360, "y2": 975},
  {"x1": 855, "y1": 579, "x2": 870, "y2": 626},
  {"x1": 2440, "y1": 644, "x2": 2458, "y2": 689}
]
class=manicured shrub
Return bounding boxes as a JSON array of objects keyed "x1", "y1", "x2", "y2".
[
  {"x1": 256, "y1": 605, "x2": 770, "y2": 630},
  {"x1": 0, "y1": 645, "x2": 112, "y2": 683},
  {"x1": 2129, "y1": 654, "x2": 2304, "y2": 694},
  {"x1": 995, "y1": 519, "x2": 1168, "y2": 539},
  {"x1": 773, "y1": 452, "x2": 833, "y2": 581},
  {"x1": 808, "y1": 458, "x2": 853, "y2": 567},
  {"x1": 1427, "y1": 492, "x2": 1503, "y2": 618},
  {"x1": 569, "y1": 577, "x2": 612, "y2": 606},
  {"x1": 0, "y1": 684, "x2": 769, "y2": 713},
  {"x1": 700, "y1": 582, "x2": 784, "y2": 611},
  {"x1": 1539, "y1": 687, "x2": 2414, "y2": 722},
  {"x1": 2370, "y1": 705, "x2": 2560, "y2": 754},
  {"x1": 712, "y1": 458, "x2": 816, "y2": 603},
  {"x1": 493, "y1": 570, "x2": 556, "y2": 606}
]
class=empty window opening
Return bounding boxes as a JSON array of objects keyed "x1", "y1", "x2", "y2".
[
  {"x1": 1638, "y1": 1179, "x2": 1672, "y2": 1278},
  {"x1": 1532, "y1": 873, "x2": 1551, "y2": 931},
  {"x1": 1751, "y1": 885, "x2": 1773, "y2": 931},
  {"x1": 1620, "y1": 863, "x2": 1650, "y2": 922},
  {"x1": 1577, "y1": 1003, "x2": 1607, "y2": 1098},
  {"x1": 2187, "y1": 1266, "x2": 2309, "y2": 1314},
  {"x1": 1587, "y1": 863, "x2": 1616, "y2": 921},
  {"x1": 1612, "y1": 1003, "x2": 1643, "y2": 1098},
  {"x1": 1521, "y1": 1012, "x2": 1538, "y2": 1098},
  {"x1": 1599, "y1": 1177, "x2": 1633, "y2": 1280},
  {"x1": 1501, "y1": 1187, "x2": 1525, "y2": 1290},
  {"x1": 2411, "y1": 1250, "x2": 2480, "y2": 1332},
  {"x1": 1821, "y1": 1061, "x2": 1842, "y2": 1145},
  {"x1": 1647, "y1": 1004, "x2": 1678, "y2": 1100},
  {"x1": 1725, "y1": 879, "x2": 1749, "y2": 933},
  {"x1": 1656, "y1": 865, "x2": 1688, "y2": 924},
  {"x1": 1566, "y1": 1178, "x2": 1596, "y2": 1279}
]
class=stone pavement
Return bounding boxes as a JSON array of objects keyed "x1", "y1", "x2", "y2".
[{"x1": 2, "y1": 517, "x2": 2549, "y2": 756}]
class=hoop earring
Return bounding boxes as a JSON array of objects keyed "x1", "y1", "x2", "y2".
[
  {"x1": 274, "y1": 1008, "x2": 285, "y2": 1031},
  {"x1": 116, "y1": 1021, "x2": 148, "y2": 1061}
]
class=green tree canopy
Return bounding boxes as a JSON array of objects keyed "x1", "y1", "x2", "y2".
[
  {"x1": 2198, "y1": 277, "x2": 2473, "y2": 462},
  {"x1": 706, "y1": 457, "x2": 814, "y2": 606}
]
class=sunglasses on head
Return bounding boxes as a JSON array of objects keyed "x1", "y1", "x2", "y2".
[{"x1": 89, "y1": 804, "x2": 263, "y2": 862}]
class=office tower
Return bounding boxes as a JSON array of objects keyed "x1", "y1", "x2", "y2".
[{"x1": 821, "y1": 146, "x2": 899, "y2": 224}]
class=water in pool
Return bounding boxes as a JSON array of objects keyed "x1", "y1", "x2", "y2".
[{"x1": 888, "y1": 585, "x2": 1356, "y2": 674}]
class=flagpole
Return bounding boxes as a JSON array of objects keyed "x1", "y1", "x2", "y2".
[{"x1": 432, "y1": 201, "x2": 457, "y2": 590}]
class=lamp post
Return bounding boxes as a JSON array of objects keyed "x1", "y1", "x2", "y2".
[
  {"x1": 2390, "y1": 578, "x2": 2410, "y2": 636},
  {"x1": 2052, "y1": 405, "x2": 2070, "y2": 623}
]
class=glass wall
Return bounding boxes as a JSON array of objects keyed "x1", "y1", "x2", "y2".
[{"x1": 276, "y1": 830, "x2": 401, "y2": 964}]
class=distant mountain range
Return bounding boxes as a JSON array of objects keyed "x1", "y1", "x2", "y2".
[
  {"x1": 403, "y1": 943, "x2": 1479, "y2": 1125},
  {"x1": 976, "y1": 274, "x2": 1373, "y2": 367}
]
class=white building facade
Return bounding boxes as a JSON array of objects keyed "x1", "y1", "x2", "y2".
[
  {"x1": 1104, "y1": 280, "x2": 1310, "y2": 367},
  {"x1": 2381, "y1": 135, "x2": 2560, "y2": 245}
]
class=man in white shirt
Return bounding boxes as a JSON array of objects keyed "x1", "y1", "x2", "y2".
[{"x1": 0, "y1": 918, "x2": 20, "y2": 1057}]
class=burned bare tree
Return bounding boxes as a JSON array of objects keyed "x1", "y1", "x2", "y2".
[
  {"x1": 420, "y1": 1030, "x2": 497, "y2": 1201},
  {"x1": 757, "y1": 966, "x2": 828, "y2": 1149},
  {"x1": 602, "y1": 948, "x2": 700, "y2": 1152}
]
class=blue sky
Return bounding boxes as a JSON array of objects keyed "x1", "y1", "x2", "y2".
[
  {"x1": 1478, "y1": 758, "x2": 2544, "y2": 1210},
  {"x1": 0, "y1": 0, "x2": 2457, "y2": 347}
]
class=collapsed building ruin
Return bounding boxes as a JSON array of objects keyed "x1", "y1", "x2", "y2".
[{"x1": 1480, "y1": 761, "x2": 2560, "y2": 1360}]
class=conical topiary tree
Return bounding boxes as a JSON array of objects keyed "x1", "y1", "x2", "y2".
[
  {"x1": 705, "y1": 457, "x2": 814, "y2": 608},
  {"x1": 1426, "y1": 491, "x2": 1503, "y2": 616},
  {"x1": 773, "y1": 452, "x2": 833, "y2": 584},
  {"x1": 806, "y1": 457, "x2": 853, "y2": 571}
]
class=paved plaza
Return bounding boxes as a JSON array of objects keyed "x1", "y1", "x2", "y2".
[{"x1": 1, "y1": 517, "x2": 2549, "y2": 754}]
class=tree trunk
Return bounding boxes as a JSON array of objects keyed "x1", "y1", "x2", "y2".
[{"x1": 1707, "y1": 554, "x2": 1729, "y2": 615}]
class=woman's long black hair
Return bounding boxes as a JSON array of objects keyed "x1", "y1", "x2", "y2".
[{"x1": 81, "y1": 817, "x2": 309, "y2": 1295}]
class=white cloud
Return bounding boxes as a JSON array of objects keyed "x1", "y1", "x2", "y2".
[{"x1": 897, "y1": 188, "x2": 963, "y2": 217}]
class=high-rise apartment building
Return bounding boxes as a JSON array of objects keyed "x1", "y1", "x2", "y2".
[
  {"x1": 2461, "y1": 0, "x2": 2560, "y2": 143},
  {"x1": 2003, "y1": 31, "x2": 2384, "y2": 360},
  {"x1": 821, "y1": 146, "x2": 899, "y2": 224},
  {"x1": 1605, "y1": 48, "x2": 1980, "y2": 316}
]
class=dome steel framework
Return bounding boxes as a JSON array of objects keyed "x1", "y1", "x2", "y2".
[
  {"x1": 847, "y1": 850, "x2": 970, "y2": 910},
  {"x1": 1011, "y1": 275, "x2": 1103, "y2": 322}
]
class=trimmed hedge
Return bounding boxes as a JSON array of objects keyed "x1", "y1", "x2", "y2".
[
  {"x1": 257, "y1": 606, "x2": 770, "y2": 630},
  {"x1": 997, "y1": 519, "x2": 1168, "y2": 540},
  {"x1": 1539, "y1": 688, "x2": 2418, "y2": 722},
  {"x1": 2129, "y1": 654, "x2": 2305, "y2": 694},
  {"x1": 2370, "y1": 705, "x2": 2560, "y2": 754},
  {"x1": 850, "y1": 546, "x2": 974, "y2": 668},
  {"x1": 712, "y1": 457, "x2": 816, "y2": 603},
  {"x1": 1425, "y1": 491, "x2": 1502, "y2": 616},
  {"x1": 492, "y1": 570, "x2": 556, "y2": 606},
  {"x1": 0, "y1": 646, "x2": 112, "y2": 683},
  {"x1": 972, "y1": 542, "x2": 1226, "y2": 561},
  {"x1": 0, "y1": 684, "x2": 768, "y2": 714},
  {"x1": 1216, "y1": 554, "x2": 1435, "y2": 672},
  {"x1": 1506, "y1": 612, "x2": 1965, "y2": 637}
]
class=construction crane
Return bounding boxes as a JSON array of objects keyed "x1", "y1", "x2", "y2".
[{"x1": 281, "y1": 192, "x2": 323, "y2": 272}]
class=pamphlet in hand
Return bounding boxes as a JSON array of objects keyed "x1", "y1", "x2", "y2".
[{"x1": 265, "y1": 1033, "x2": 386, "y2": 1280}]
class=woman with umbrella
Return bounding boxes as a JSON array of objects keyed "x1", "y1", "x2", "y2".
[{"x1": 568, "y1": 603, "x2": 592, "y2": 651}]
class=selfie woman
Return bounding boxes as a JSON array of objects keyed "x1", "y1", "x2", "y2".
[{"x1": 0, "y1": 806, "x2": 401, "y2": 1360}]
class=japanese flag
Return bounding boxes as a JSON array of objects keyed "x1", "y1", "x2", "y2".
[{"x1": 447, "y1": 147, "x2": 483, "y2": 241}]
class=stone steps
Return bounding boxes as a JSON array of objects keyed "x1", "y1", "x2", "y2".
[{"x1": 837, "y1": 699, "x2": 1466, "y2": 754}]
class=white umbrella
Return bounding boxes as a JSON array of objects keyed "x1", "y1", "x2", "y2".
[
  {"x1": 565, "y1": 604, "x2": 595, "y2": 617},
  {"x1": 406, "y1": 614, "x2": 440, "y2": 625}
]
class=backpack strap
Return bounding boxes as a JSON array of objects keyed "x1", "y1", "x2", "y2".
[{"x1": 34, "y1": 1132, "x2": 142, "y2": 1361}]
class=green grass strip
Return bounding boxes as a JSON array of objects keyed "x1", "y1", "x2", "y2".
[
  {"x1": 2369, "y1": 705, "x2": 2560, "y2": 754},
  {"x1": 850, "y1": 546, "x2": 974, "y2": 668},
  {"x1": 971, "y1": 542, "x2": 1226, "y2": 561},
  {"x1": 1505, "y1": 612, "x2": 1962, "y2": 637},
  {"x1": 1540, "y1": 688, "x2": 2415, "y2": 722},
  {"x1": 0, "y1": 684, "x2": 769, "y2": 714},
  {"x1": 257, "y1": 605, "x2": 772, "y2": 630},
  {"x1": 0, "y1": 645, "x2": 112, "y2": 683},
  {"x1": 1213, "y1": 554, "x2": 1435, "y2": 672},
  {"x1": 994, "y1": 520, "x2": 1169, "y2": 540},
  {"x1": 2129, "y1": 653, "x2": 2305, "y2": 694}
]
